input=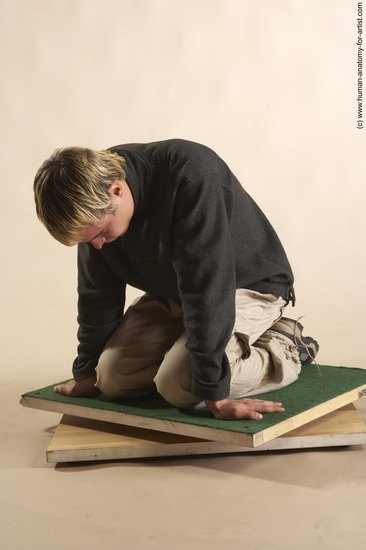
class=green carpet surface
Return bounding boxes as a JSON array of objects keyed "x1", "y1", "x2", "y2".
[{"x1": 22, "y1": 365, "x2": 366, "y2": 435}]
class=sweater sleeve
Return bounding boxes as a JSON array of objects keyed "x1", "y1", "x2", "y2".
[
  {"x1": 171, "y1": 172, "x2": 236, "y2": 401},
  {"x1": 72, "y1": 243, "x2": 126, "y2": 381}
]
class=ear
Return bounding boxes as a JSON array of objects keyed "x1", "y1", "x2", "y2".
[{"x1": 109, "y1": 180, "x2": 124, "y2": 198}]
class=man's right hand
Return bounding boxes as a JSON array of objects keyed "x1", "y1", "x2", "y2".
[{"x1": 54, "y1": 376, "x2": 100, "y2": 397}]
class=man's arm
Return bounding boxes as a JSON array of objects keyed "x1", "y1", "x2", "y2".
[
  {"x1": 73, "y1": 243, "x2": 126, "y2": 380},
  {"x1": 171, "y1": 172, "x2": 286, "y2": 419},
  {"x1": 171, "y1": 173, "x2": 236, "y2": 402},
  {"x1": 61, "y1": 243, "x2": 126, "y2": 397}
]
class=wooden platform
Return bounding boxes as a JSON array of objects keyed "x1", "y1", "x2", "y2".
[
  {"x1": 21, "y1": 375, "x2": 366, "y2": 448},
  {"x1": 46, "y1": 404, "x2": 366, "y2": 463}
]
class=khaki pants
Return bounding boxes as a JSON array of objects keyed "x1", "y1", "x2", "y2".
[{"x1": 95, "y1": 289, "x2": 301, "y2": 408}]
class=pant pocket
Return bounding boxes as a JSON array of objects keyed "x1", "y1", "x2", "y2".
[{"x1": 225, "y1": 331, "x2": 251, "y2": 364}]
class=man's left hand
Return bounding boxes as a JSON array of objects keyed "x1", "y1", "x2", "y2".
[{"x1": 205, "y1": 398, "x2": 285, "y2": 420}]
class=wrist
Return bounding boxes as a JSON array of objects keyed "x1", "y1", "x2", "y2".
[{"x1": 205, "y1": 398, "x2": 229, "y2": 412}]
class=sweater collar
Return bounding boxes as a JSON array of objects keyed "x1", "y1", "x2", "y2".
[{"x1": 109, "y1": 144, "x2": 153, "y2": 216}]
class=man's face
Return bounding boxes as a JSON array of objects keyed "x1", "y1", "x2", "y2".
[{"x1": 78, "y1": 180, "x2": 134, "y2": 249}]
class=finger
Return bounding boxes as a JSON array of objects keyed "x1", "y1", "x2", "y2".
[
  {"x1": 247, "y1": 411, "x2": 263, "y2": 421},
  {"x1": 255, "y1": 403, "x2": 285, "y2": 413},
  {"x1": 54, "y1": 384, "x2": 71, "y2": 396},
  {"x1": 242, "y1": 399, "x2": 285, "y2": 412},
  {"x1": 248, "y1": 399, "x2": 282, "y2": 407},
  {"x1": 234, "y1": 409, "x2": 263, "y2": 421},
  {"x1": 214, "y1": 409, "x2": 263, "y2": 421},
  {"x1": 231, "y1": 405, "x2": 265, "y2": 420}
]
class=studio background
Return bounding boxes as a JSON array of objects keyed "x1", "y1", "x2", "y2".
[{"x1": 1, "y1": 0, "x2": 365, "y2": 389}]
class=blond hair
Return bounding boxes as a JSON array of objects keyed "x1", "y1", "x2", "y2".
[{"x1": 33, "y1": 147, "x2": 127, "y2": 245}]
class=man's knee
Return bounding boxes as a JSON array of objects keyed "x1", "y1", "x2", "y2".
[
  {"x1": 96, "y1": 353, "x2": 159, "y2": 399},
  {"x1": 154, "y1": 368, "x2": 201, "y2": 409},
  {"x1": 96, "y1": 368, "x2": 157, "y2": 399},
  {"x1": 154, "y1": 368, "x2": 177, "y2": 404},
  {"x1": 95, "y1": 362, "x2": 128, "y2": 399}
]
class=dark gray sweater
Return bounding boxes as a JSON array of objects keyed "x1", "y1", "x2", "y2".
[{"x1": 73, "y1": 139, "x2": 294, "y2": 401}]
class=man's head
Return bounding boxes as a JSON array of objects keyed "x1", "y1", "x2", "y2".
[{"x1": 33, "y1": 147, "x2": 131, "y2": 246}]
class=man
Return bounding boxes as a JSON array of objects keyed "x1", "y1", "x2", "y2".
[{"x1": 34, "y1": 138, "x2": 319, "y2": 420}]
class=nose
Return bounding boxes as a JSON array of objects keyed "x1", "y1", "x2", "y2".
[{"x1": 91, "y1": 237, "x2": 106, "y2": 249}]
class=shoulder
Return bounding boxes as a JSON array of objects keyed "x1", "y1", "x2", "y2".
[
  {"x1": 164, "y1": 138, "x2": 222, "y2": 162},
  {"x1": 158, "y1": 139, "x2": 229, "y2": 182},
  {"x1": 108, "y1": 139, "x2": 225, "y2": 167},
  {"x1": 108, "y1": 139, "x2": 232, "y2": 187}
]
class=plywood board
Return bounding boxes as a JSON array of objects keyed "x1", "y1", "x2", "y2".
[
  {"x1": 47, "y1": 404, "x2": 366, "y2": 462},
  {"x1": 21, "y1": 365, "x2": 366, "y2": 448}
]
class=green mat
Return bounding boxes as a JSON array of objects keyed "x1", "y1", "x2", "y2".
[{"x1": 22, "y1": 365, "x2": 366, "y2": 435}]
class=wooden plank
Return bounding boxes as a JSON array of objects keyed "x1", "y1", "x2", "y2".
[
  {"x1": 21, "y1": 382, "x2": 366, "y2": 448},
  {"x1": 21, "y1": 395, "x2": 255, "y2": 447},
  {"x1": 46, "y1": 404, "x2": 366, "y2": 463},
  {"x1": 252, "y1": 385, "x2": 366, "y2": 446}
]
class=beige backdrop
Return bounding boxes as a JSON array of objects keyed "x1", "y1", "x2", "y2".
[{"x1": 1, "y1": 0, "x2": 365, "y2": 388}]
